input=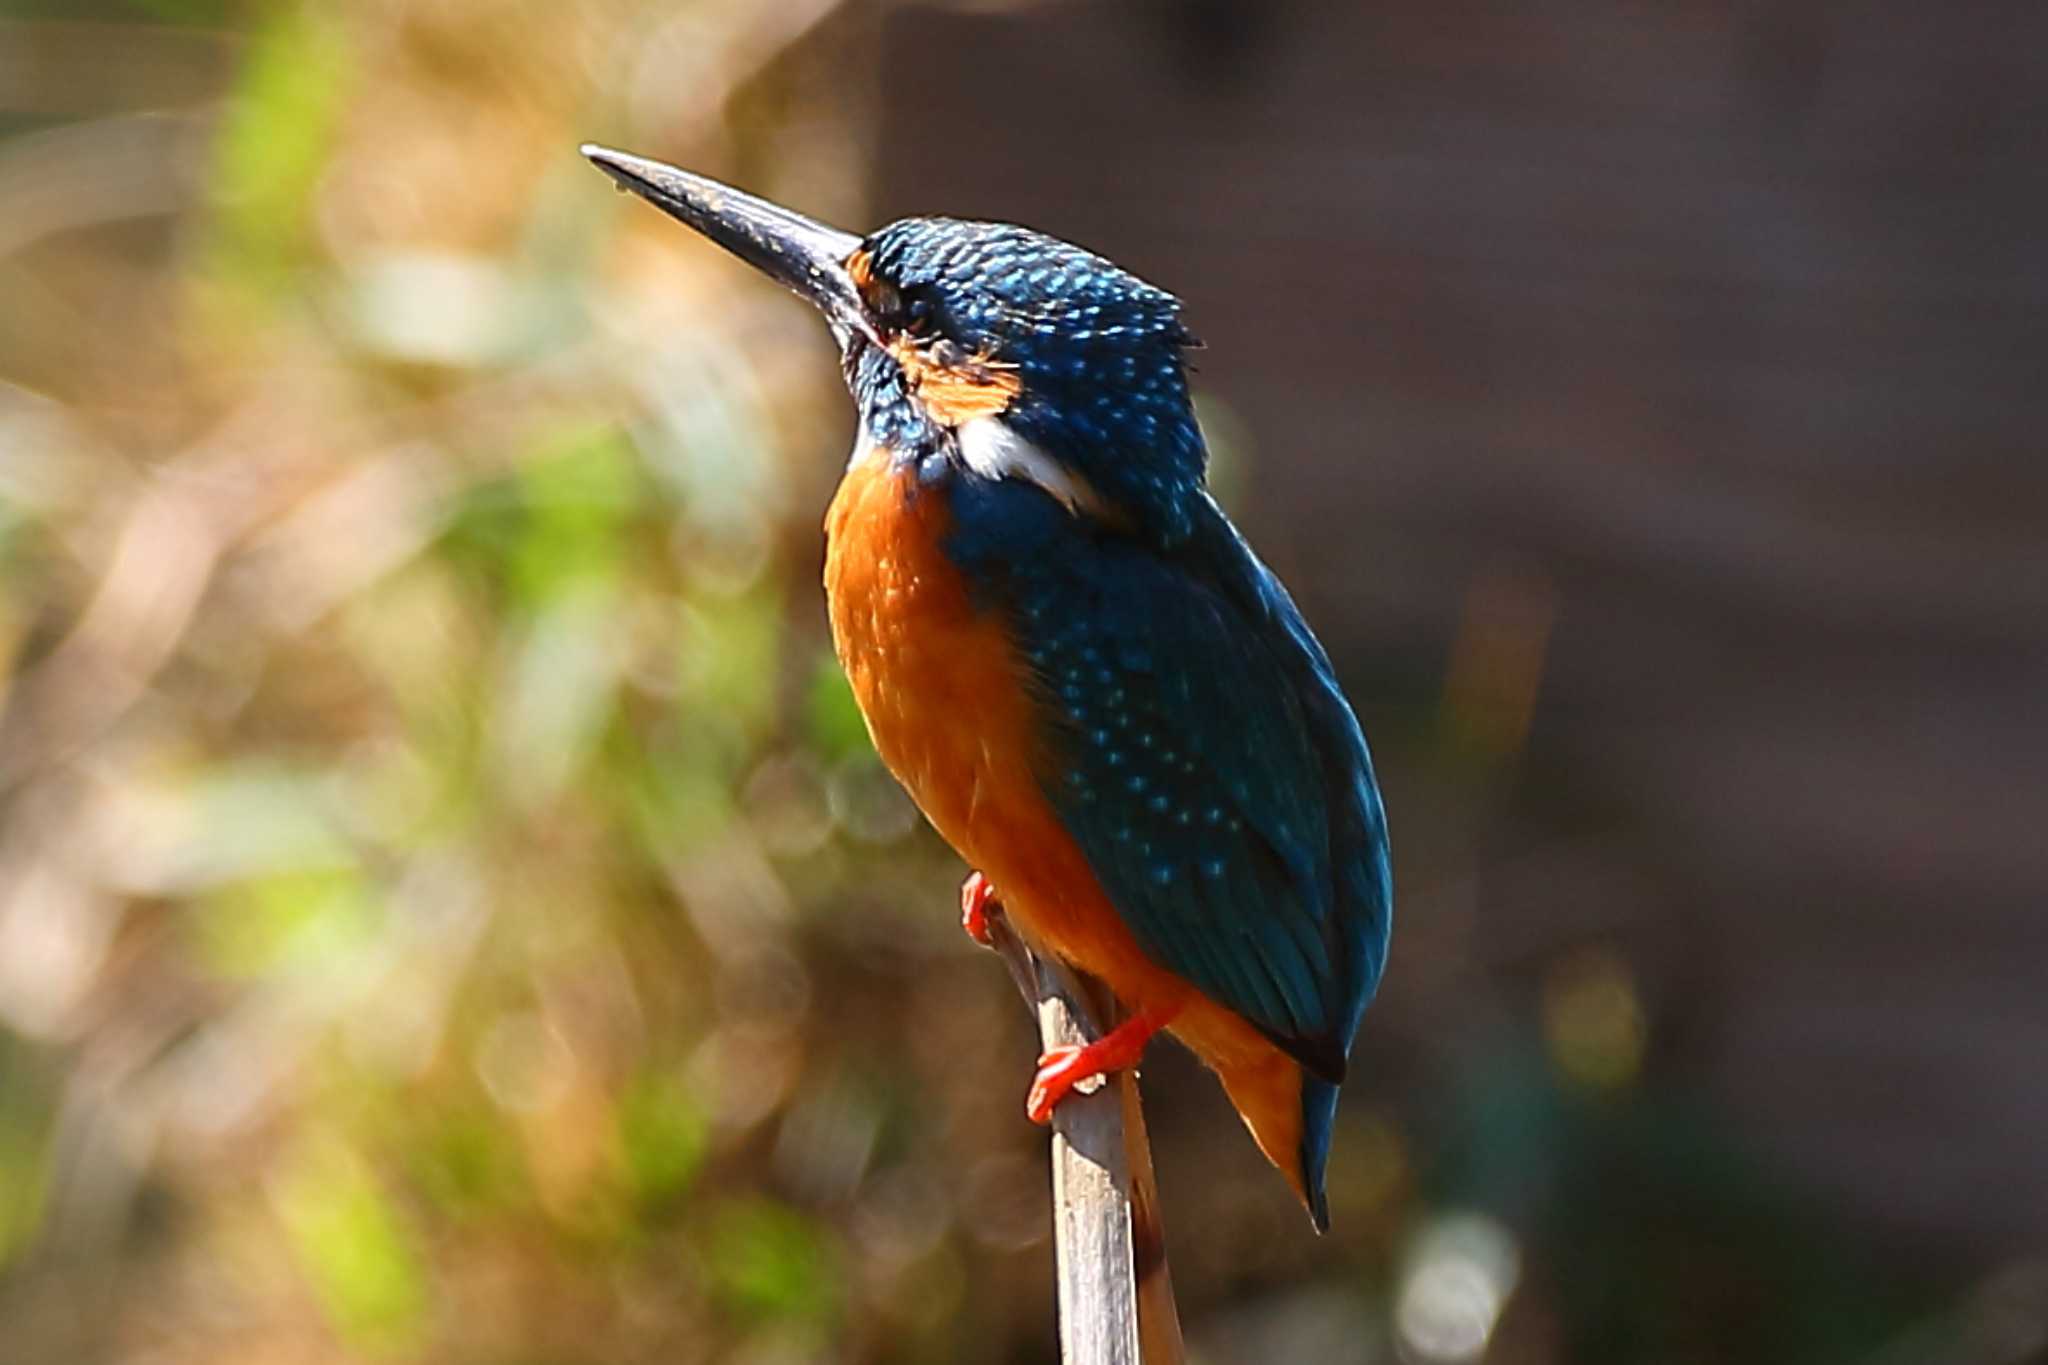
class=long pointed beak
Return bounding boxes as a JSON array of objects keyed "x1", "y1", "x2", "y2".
[{"x1": 581, "y1": 144, "x2": 875, "y2": 345}]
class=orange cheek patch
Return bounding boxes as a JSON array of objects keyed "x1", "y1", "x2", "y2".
[
  {"x1": 912, "y1": 360, "x2": 1022, "y2": 425},
  {"x1": 843, "y1": 249, "x2": 1022, "y2": 426},
  {"x1": 891, "y1": 337, "x2": 1022, "y2": 426}
]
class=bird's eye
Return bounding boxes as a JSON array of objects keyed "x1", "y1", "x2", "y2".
[{"x1": 903, "y1": 293, "x2": 934, "y2": 333}]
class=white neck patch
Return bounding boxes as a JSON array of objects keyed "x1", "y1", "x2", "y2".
[{"x1": 955, "y1": 416, "x2": 1107, "y2": 518}]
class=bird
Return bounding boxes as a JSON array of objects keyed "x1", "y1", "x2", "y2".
[{"x1": 583, "y1": 145, "x2": 1391, "y2": 1231}]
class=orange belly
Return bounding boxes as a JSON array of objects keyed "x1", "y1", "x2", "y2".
[{"x1": 822, "y1": 450, "x2": 1311, "y2": 1201}]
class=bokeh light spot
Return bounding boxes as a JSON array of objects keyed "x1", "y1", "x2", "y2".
[{"x1": 1542, "y1": 947, "x2": 1648, "y2": 1091}]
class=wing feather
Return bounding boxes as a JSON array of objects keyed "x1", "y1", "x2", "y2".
[{"x1": 945, "y1": 470, "x2": 1389, "y2": 1079}]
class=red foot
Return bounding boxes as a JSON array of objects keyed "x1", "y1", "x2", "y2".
[
  {"x1": 1025, "y1": 1010, "x2": 1178, "y2": 1124},
  {"x1": 959, "y1": 870, "x2": 997, "y2": 946}
]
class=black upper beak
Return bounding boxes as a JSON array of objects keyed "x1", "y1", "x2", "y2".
[{"x1": 581, "y1": 144, "x2": 874, "y2": 346}]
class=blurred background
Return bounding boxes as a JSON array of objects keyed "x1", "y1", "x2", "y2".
[{"x1": 1, "y1": 1, "x2": 2043, "y2": 1361}]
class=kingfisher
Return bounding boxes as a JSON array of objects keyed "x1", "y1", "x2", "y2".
[{"x1": 584, "y1": 145, "x2": 1391, "y2": 1230}]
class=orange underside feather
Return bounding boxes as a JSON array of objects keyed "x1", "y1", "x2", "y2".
[{"x1": 823, "y1": 450, "x2": 1313, "y2": 1206}]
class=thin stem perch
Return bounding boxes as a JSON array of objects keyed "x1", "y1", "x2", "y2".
[{"x1": 982, "y1": 903, "x2": 1185, "y2": 1365}]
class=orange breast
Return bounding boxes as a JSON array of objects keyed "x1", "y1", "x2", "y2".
[
  {"x1": 823, "y1": 449, "x2": 1158, "y2": 977},
  {"x1": 822, "y1": 450, "x2": 1310, "y2": 1200}
]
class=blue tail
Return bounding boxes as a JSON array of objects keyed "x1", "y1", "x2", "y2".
[{"x1": 1299, "y1": 1075, "x2": 1343, "y2": 1232}]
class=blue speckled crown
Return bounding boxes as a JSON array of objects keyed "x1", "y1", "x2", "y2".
[{"x1": 859, "y1": 218, "x2": 1209, "y2": 543}]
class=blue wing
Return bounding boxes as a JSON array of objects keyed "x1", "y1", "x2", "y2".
[{"x1": 944, "y1": 473, "x2": 1392, "y2": 1080}]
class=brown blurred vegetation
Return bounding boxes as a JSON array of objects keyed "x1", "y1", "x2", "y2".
[{"x1": 0, "y1": 2, "x2": 2043, "y2": 1363}]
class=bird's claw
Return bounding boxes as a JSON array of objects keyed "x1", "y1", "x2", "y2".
[
  {"x1": 1026, "y1": 1044, "x2": 1099, "y2": 1123},
  {"x1": 959, "y1": 870, "x2": 997, "y2": 946},
  {"x1": 1022, "y1": 1009, "x2": 1175, "y2": 1124}
]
